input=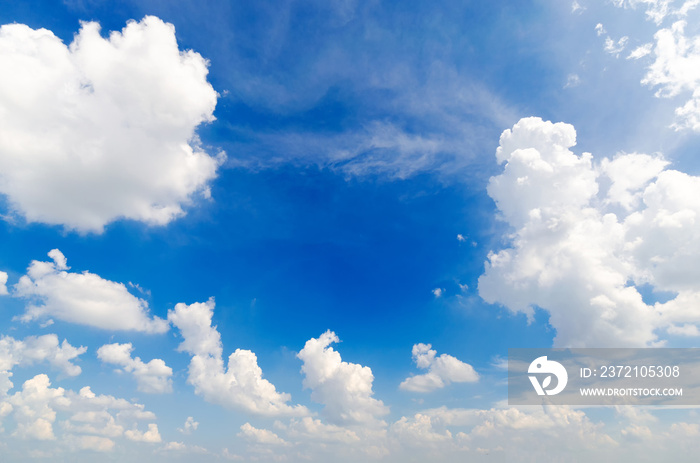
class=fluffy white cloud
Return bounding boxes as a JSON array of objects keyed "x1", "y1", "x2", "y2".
[
  {"x1": 238, "y1": 423, "x2": 288, "y2": 446},
  {"x1": 479, "y1": 117, "x2": 700, "y2": 346},
  {"x1": 13, "y1": 249, "x2": 168, "y2": 333},
  {"x1": 7, "y1": 374, "x2": 66, "y2": 440},
  {"x1": 297, "y1": 330, "x2": 388, "y2": 426},
  {"x1": 0, "y1": 271, "x2": 7, "y2": 296},
  {"x1": 97, "y1": 343, "x2": 172, "y2": 393},
  {"x1": 283, "y1": 416, "x2": 360, "y2": 444},
  {"x1": 642, "y1": 20, "x2": 700, "y2": 130},
  {"x1": 0, "y1": 334, "x2": 86, "y2": 382},
  {"x1": 178, "y1": 416, "x2": 199, "y2": 434},
  {"x1": 607, "y1": 1, "x2": 700, "y2": 130},
  {"x1": 125, "y1": 423, "x2": 161, "y2": 443},
  {"x1": 168, "y1": 299, "x2": 307, "y2": 417},
  {"x1": 0, "y1": 16, "x2": 223, "y2": 233},
  {"x1": 399, "y1": 344, "x2": 478, "y2": 393}
]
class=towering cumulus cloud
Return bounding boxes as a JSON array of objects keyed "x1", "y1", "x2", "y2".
[
  {"x1": 168, "y1": 299, "x2": 308, "y2": 417},
  {"x1": 0, "y1": 16, "x2": 223, "y2": 232},
  {"x1": 479, "y1": 117, "x2": 700, "y2": 347}
]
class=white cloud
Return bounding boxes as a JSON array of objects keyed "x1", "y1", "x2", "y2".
[
  {"x1": 97, "y1": 343, "x2": 173, "y2": 393},
  {"x1": 478, "y1": 117, "x2": 700, "y2": 346},
  {"x1": 7, "y1": 374, "x2": 65, "y2": 440},
  {"x1": 168, "y1": 299, "x2": 308, "y2": 417},
  {"x1": 297, "y1": 330, "x2": 388, "y2": 426},
  {"x1": 564, "y1": 73, "x2": 581, "y2": 88},
  {"x1": 0, "y1": 271, "x2": 7, "y2": 296},
  {"x1": 456, "y1": 234, "x2": 466, "y2": 242},
  {"x1": 74, "y1": 435, "x2": 115, "y2": 452},
  {"x1": 0, "y1": 16, "x2": 223, "y2": 233},
  {"x1": 178, "y1": 416, "x2": 199, "y2": 434},
  {"x1": 390, "y1": 413, "x2": 452, "y2": 446},
  {"x1": 605, "y1": 35, "x2": 630, "y2": 56},
  {"x1": 399, "y1": 344, "x2": 478, "y2": 393},
  {"x1": 667, "y1": 323, "x2": 700, "y2": 336},
  {"x1": 238, "y1": 423, "x2": 288, "y2": 446},
  {"x1": 641, "y1": 20, "x2": 700, "y2": 131},
  {"x1": 595, "y1": 23, "x2": 607, "y2": 36},
  {"x1": 432, "y1": 288, "x2": 444, "y2": 298},
  {"x1": 284, "y1": 416, "x2": 360, "y2": 443},
  {"x1": 628, "y1": 43, "x2": 654, "y2": 59},
  {"x1": 0, "y1": 333, "x2": 86, "y2": 381},
  {"x1": 13, "y1": 249, "x2": 168, "y2": 333},
  {"x1": 0, "y1": 372, "x2": 160, "y2": 451},
  {"x1": 124, "y1": 423, "x2": 161, "y2": 443}
]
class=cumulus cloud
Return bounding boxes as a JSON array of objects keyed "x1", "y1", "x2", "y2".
[
  {"x1": 238, "y1": 423, "x2": 288, "y2": 446},
  {"x1": 168, "y1": 299, "x2": 307, "y2": 417},
  {"x1": 97, "y1": 343, "x2": 173, "y2": 393},
  {"x1": 479, "y1": 116, "x2": 700, "y2": 346},
  {"x1": 178, "y1": 416, "x2": 199, "y2": 434},
  {"x1": 0, "y1": 334, "x2": 86, "y2": 384},
  {"x1": 399, "y1": 344, "x2": 479, "y2": 393},
  {"x1": 125, "y1": 423, "x2": 161, "y2": 443},
  {"x1": 283, "y1": 416, "x2": 360, "y2": 443},
  {"x1": 0, "y1": 271, "x2": 7, "y2": 295},
  {"x1": 297, "y1": 330, "x2": 388, "y2": 426},
  {"x1": 1, "y1": 372, "x2": 160, "y2": 450},
  {"x1": 13, "y1": 249, "x2": 168, "y2": 333},
  {"x1": 0, "y1": 16, "x2": 223, "y2": 233}
]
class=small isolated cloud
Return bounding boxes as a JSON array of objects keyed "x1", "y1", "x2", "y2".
[
  {"x1": 0, "y1": 17, "x2": 223, "y2": 233},
  {"x1": 238, "y1": 423, "x2": 288, "y2": 446},
  {"x1": 564, "y1": 74, "x2": 581, "y2": 88},
  {"x1": 400, "y1": 344, "x2": 479, "y2": 393},
  {"x1": 297, "y1": 330, "x2": 389, "y2": 426},
  {"x1": 13, "y1": 249, "x2": 168, "y2": 333},
  {"x1": 604, "y1": 36, "x2": 630, "y2": 56},
  {"x1": 178, "y1": 416, "x2": 199, "y2": 434},
  {"x1": 572, "y1": 0, "x2": 585, "y2": 13},
  {"x1": 97, "y1": 343, "x2": 173, "y2": 393},
  {"x1": 0, "y1": 272, "x2": 7, "y2": 296},
  {"x1": 457, "y1": 234, "x2": 466, "y2": 242},
  {"x1": 627, "y1": 43, "x2": 653, "y2": 59},
  {"x1": 432, "y1": 288, "x2": 444, "y2": 298},
  {"x1": 595, "y1": 23, "x2": 606, "y2": 36},
  {"x1": 168, "y1": 299, "x2": 308, "y2": 417}
]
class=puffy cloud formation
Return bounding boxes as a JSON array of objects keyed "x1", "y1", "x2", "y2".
[
  {"x1": 0, "y1": 373, "x2": 159, "y2": 449},
  {"x1": 297, "y1": 330, "x2": 388, "y2": 426},
  {"x1": 13, "y1": 249, "x2": 168, "y2": 333},
  {"x1": 178, "y1": 416, "x2": 199, "y2": 434},
  {"x1": 399, "y1": 344, "x2": 479, "y2": 393},
  {"x1": 0, "y1": 271, "x2": 7, "y2": 295},
  {"x1": 0, "y1": 16, "x2": 223, "y2": 233},
  {"x1": 238, "y1": 423, "x2": 288, "y2": 446},
  {"x1": 168, "y1": 299, "x2": 307, "y2": 417},
  {"x1": 282, "y1": 416, "x2": 360, "y2": 444},
  {"x1": 0, "y1": 334, "x2": 86, "y2": 384},
  {"x1": 479, "y1": 117, "x2": 700, "y2": 346},
  {"x1": 97, "y1": 343, "x2": 172, "y2": 394}
]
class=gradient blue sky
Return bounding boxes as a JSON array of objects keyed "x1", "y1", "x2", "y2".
[{"x1": 2, "y1": 1, "x2": 700, "y2": 461}]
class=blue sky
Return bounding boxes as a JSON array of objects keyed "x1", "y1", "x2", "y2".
[{"x1": 2, "y1": 0, "x2": 700, "y2": 461}]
